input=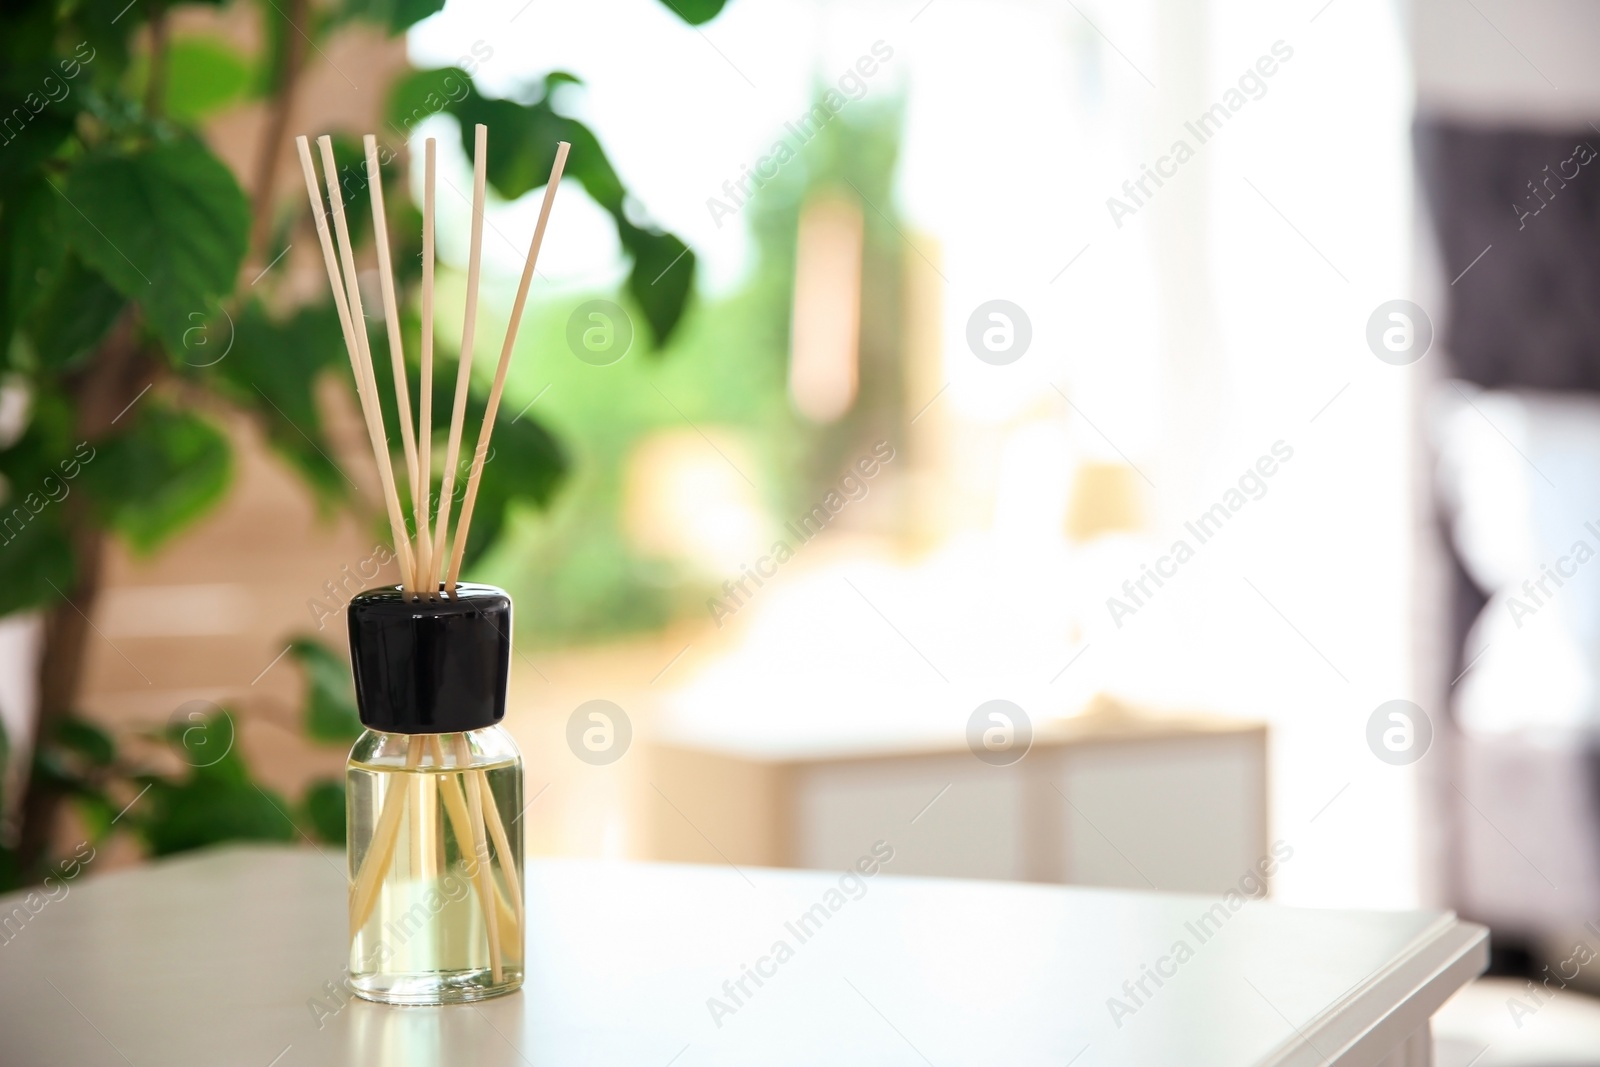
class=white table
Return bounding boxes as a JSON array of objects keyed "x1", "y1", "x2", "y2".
[{"x1": 0, "y1": 846, "x2": 1485, "y2": 1066}]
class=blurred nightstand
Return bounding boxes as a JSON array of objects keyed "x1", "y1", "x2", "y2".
[{"x1": 644, "y1": 697, "x2": 1268, "y2": 893}]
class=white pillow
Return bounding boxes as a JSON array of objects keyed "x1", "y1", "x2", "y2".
[{"x1": 1431, "y1": 382, "x2": 1600, "y2": 736}]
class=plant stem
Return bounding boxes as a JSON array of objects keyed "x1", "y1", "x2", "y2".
[
  {"x1": 247, "y1": 0, "x2": 310, "y2": 274},
  {"x1": 17, "y1": 517, "x2": 103, "y2": 867},
  {"x1": 17, "y1": 314, "x2": 155, "y2": 870}
]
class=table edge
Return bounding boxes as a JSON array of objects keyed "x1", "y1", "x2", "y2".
[{"x1": 1257, "y1": 914, "x2": 1489, "y2": 1067}]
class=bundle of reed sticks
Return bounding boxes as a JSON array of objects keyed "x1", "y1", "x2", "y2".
[
  {"x1": 295, "y1": 125, "x2": 568, "y2": 598},
  {"x1": 295, "y1": 125, "x2": 568, "y2": 980}
]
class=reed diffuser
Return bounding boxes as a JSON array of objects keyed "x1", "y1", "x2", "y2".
[
  {"x1": 344, "y1": 585, "x2": 523, "y2": 1003},
  {"x1": 294, "y1": 124, "x2": 568, "y2": 1004}
]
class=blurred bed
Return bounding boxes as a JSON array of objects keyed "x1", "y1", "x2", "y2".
[{"x1": 1418, "y1": 117, "x2": 1600, "y2": 967}]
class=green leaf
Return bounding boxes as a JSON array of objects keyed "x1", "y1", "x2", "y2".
[
  {"x1": 28, "y1": 256, "x2": 125, "y2": 369},
  {"x1": 0, "y1": 404, "x2": 83, "y2": 614},
  {"x1": 0, "y1": 502, "x2": 75, "y2": 616},
  {"x1": 133, "y1": 715, "x2": 296, "y2": 856},
  {"x1": 136, "y1": 774, "x2": 297, "y2": 857},
  {"x1": 82, "y1": 404, "x2": 233, "y2": 553},
  {"x1": 70, "y1": 791, "x2": 119, "y2": 841},
  {"x1": 450, "y1": 93, "x2": 570, "y2": 202},
  {"x1": 658, "y1": 0, "x2": 730, "y2": 25},
  {"x1": 557, "y1": 119, "x2": 626, "y2": 216},
  {"x1": 31, "y1": 713, "x2": 122, "y2": 845},
  {"x1": 290, "y1": 638, "x2": 362, "y2": 743},
  {"x1": 0, "y1": 177, "x2": 67, "y2": 354},
  {"x1": 342, "y1": 0, "x2": 448, "y2": 33},
  {"x1": 300, "y1": 779, "x2": 346, "y2": 845},
  {"x1": 444, "y1": 82, "x2": 695, "y2": 346},
  {"x1": 72, "y1": 0, "x2": 143, "y2": 78},
  {"x1": 454, "y1": 394, "x2": 566, "y2": 569},
  {"x1": 388, "y1": 66, "x2": 471, "y2": 133},
  {"x1": 0, "y1": 8, "x2": 59, "y2": 85},
  {"x1": 0, "y1": 105, "x2": 74, "y2": 194},
  {"x1": 163, "y1": 36, "x2": 252, "y2": 123},
  {"x1": 25, "y1": 746, "x2": 77, "y2": 795},
  {"x1": 622, "y1": 226, "x2": 696, "y2": 347},
  {"x1": 62, "y1": 141, "x2": 249, "y2": 357},
  {"x1": 375, "y1": 366, "x2": 571, "y2": 570},
  {"x1": 208, "y1": 301, "x2": 349, "y2": 503},
  {"x1": 53, "y1": 716, "x2": 116, "y2": 767},
  {"x1": 29, "y1": 716, "x2": 119, "y2": 827},
  {"x1": 0, "y1": 39, "x2": 81, "y2": 184}
]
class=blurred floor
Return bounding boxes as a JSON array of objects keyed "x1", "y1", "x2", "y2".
[{"x1": 1435, "y1": 978, "x2": 1600, "y2": 1067}]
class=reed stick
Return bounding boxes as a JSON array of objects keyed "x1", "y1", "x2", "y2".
[
  {"x1": 416, "y1": 139, "x2": 438, "y2": 594},
  {"x1": 296, "y1": 136, "x2": 408, "y2": 583},
  {"x1": 432, "y1": 123, "x2": 489, "y2": 595},
  {"x1": 423, "y1": 733, "x2": 522, "y2": 937},
  {"x1": 474, "y1": 769, "x2": 523, "y2": 933},
  {"x1": 411, "y1": 751, "x2": 436, "y2": 881},
  {"x1": 313, "y1": 136, "x2": 418, "y2": 593},
  {"x1": 348, "y1": 735, "x2": 425, "y2": 938},
  {"x1": 294, "y1": 137, "x2": 364, "y2": 401},
  {"x1": 427, "y1": 736, "x2": 517, "y2": 942},
  {"x1": 362, "y1": 135, "x2": 423, "y2": 586},
  {"x1": 445, "y1": 142, "x2": 570, "y2": 592},
  {"x1": 453, "y1": 732, "x2": 503, "y2": 981},
  {"x1": 298, "y1": 134, "x2": 427, "y2": 937}
]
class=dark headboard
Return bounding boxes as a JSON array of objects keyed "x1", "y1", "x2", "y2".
[
  {"x1": 1415, "y1": 119, "x2": 1600, "y2": 390},
  {"x1": 1414, "y1": 118, "x2": 1600, "y2": 689}
]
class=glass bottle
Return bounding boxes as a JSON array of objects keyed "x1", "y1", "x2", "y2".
[{"x1": 344, "y1": 584, "x2": 524, "y2": 1005}]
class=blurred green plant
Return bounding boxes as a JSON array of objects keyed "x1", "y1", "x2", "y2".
[
  {"x1": 488, "y1": 97, "x2": 910, "y2": 645},
  {"x1": 0, "y1": 639, "x2": 361, "y2": 890},
  {"x1": 0, "y1": 0, "x2": 714, "y2": 883}
]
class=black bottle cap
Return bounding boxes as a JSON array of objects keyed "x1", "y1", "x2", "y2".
[{"x1": 346, "y1": 584, "x2": 512, "y2": 734}]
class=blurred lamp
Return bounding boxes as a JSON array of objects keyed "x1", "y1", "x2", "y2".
[
  {"x1": 788, "y1": 192, "x2": 863, "y2": 423},
  {"x1": 1064, "y1": 461, "x2": 1144, "y2": 542},
  {"x1": 622, "y1": 429, "x2": 766, "y2": 572}
]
